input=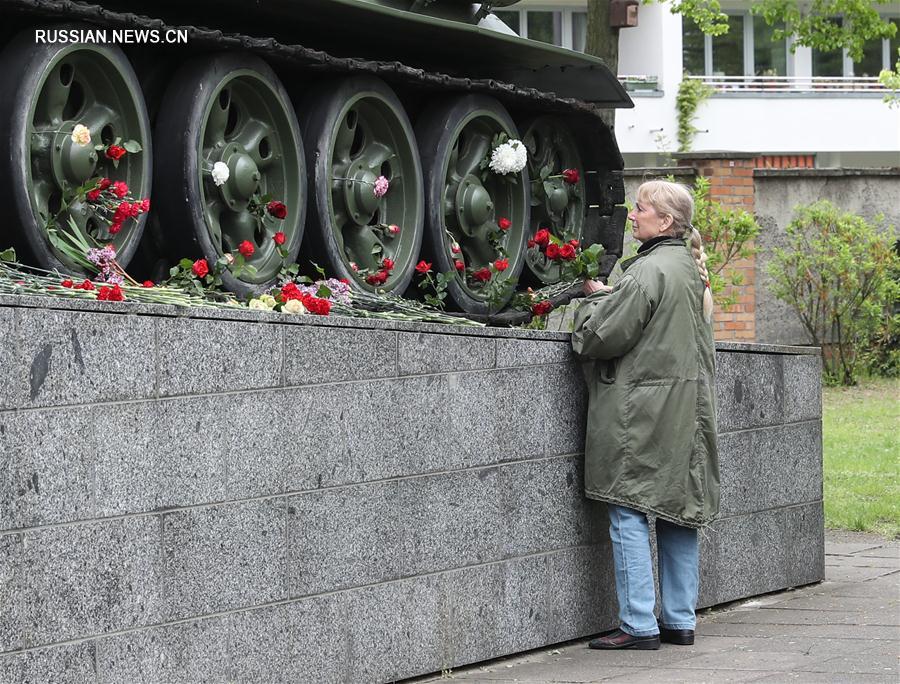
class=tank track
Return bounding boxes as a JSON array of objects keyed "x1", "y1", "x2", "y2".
[
  {"x1": 2, "y1": 0, "x2": 607, "y2": 120},
  {"x1": 2, "y1": 0, "x2": 625, "y2": 326}
]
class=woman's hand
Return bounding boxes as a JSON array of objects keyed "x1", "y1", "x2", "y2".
[{"x1": 583, "y1": 279, "x2": 613, "y2": 295}]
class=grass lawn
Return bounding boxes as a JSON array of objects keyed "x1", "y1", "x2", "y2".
[{"x1": 823, "y1": 377, "x2": 899, "y2": 539}]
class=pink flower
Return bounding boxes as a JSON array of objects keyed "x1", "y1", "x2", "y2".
[
  {"x1": 373, "y1": 175, "x2": 389, "y2": 198},
  {"x1": 388, "y1": 224, "x2": 400, "y2": 235}
]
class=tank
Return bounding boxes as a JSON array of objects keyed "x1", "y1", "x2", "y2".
[{"x1": 0, "y1": 0, "x2": 631, "y2": 316}]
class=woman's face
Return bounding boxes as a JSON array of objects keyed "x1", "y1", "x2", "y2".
[{"x1": 628, "y1": 197, "x2": 672, "y2": 243}]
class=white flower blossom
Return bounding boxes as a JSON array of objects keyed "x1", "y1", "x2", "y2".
[
  {"x1": 282, "y1": 298, "x2": 307, "y2": 315},
  {"x1": 489, "y1": 139, "x2": 527, "y2": 175},
  {"x1": 71, "y1": 124, "x2": 91, "y2": 147},
  {"x1": 249, "y1": 295, "x2": 277, "y2": 311},
  {"x1": 211, "y1": 161, "x2": 230, "y2": 187}
]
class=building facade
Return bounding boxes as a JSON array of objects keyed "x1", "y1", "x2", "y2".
[{"x1": 497, "y1": 1, "x2": 900, "y2": 168}]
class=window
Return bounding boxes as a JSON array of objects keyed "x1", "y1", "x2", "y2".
[
  {"x1": 812, "y1": 18, "x2": 843, "y2": 76},
  {"x1": 572, "y1": 11, "x2": 587, "y2": 53},
  {"x1": 527, "y1": 11, "x2": 562, "y2": 46},
  {"x1": 682, "y1": 19, "x2": 706, "y2": 75},
  {"x1": 711, "y1": 14, "x2": 744, "y2": 75},
  {"x1": 494, "y1": 10, "x2": 520, "y2": 35},
  {"x1": 753, "y1": 16, "x2": 787, "y2": 75},
  {"x1": 856, "y1": 37, "x2": 884, "y2": 77}
]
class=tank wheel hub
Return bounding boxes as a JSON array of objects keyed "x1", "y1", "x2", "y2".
[
  {"x1": 455, "y1": 175, "x2": 493, "y2": 233},
  {"x1": 53, "y1": 127, "x2": 99, "y2": 186},
  {"x1": 343, "y1": 162, "x2": 379, "y2": 224},
  {"x1": 211, "y1": 142, "x2": 261, "y2": 207}
]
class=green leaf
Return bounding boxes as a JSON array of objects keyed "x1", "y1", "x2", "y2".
[
  {"x1": 122, "y1": 139, "x2": 142, "y2": 154},
  {"x1": 539, "y1": 163, "x2": 552, "y2": 180},
  {"x1": 179, "y1": 258, "x2": 194, "y2": 270},
  {"x1": 0, "y1": 248, "x2": 16, "y2": 262},
  {"x1": 169, "y1": 266, "x2": 180, "y2": 278}
]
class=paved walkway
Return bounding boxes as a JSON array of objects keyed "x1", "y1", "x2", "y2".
[{"x1": 413, "y1": 531, "x2": 899, "y2": 683}]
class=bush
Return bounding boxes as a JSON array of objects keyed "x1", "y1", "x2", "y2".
[{"x1": 767, "y1": 201, "x2": 899, "y2": 385}]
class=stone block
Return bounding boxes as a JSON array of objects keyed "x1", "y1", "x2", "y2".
[
  {"x1": 495, "y1": 338, "x2": 573, "y2": 368},
  {"x1": 715, "y1": 351, "x2": 784, "y2": 433},
  {"x1": 283, "y1": 325, "x2": 397, "y2": 386},
  {"x1": 540, "y1": 546, "x2": 616, "y2": 643},
  {"x1": 785, "y1": 502, "x2": 825, "y2": 587},
  {"x1": 398, "y1": 331, "x2": 495, "y2": 375},
  {"x1": 782, "y1": 354, "x2": 822, "y2": 424},
  {"x1": 19, "y1": 516, "x2": 163, "y2": 647},
  {"x1": 229, "y1": 594, "x2": 351, "y2": 684},
  {"x1": 712, "y1": 509, "x2": 789, "y2": 605},
  {"x1": 287, "y1": 481, "x2": 401, "y2": 596},
  {"x1": 0, "y1": 308, "x2": 18, "y2": 410},
  {"x1": 440, "y1": 562, "x2": 508, "y2": 667},
  {"x1": 395, "y1": 467, "x2": 504, "y2": 576},
  {"x1": 718, "y1": 422, "x2": 822, "y2": 518},
  {"x1": 156, "y1": 317, "x2": 281, "y2": 396},
  {"x1": 3, "y1": 308, "x2": 156, "y2": 409},
  {"x1": 0, "y1": 533, "x2": 23, "y2": 652},
  {"x1": 0, "y1": 642, "x2": 97, "y2": 683},
  {"x1": 97, "y1": 616, "x2": 230, "y2": 683},
  {"x1": 161, "y1": 500, "x2": 286, "y2": 619},
  {"x1": 345, "y1": 574, "x2": 443, "y2": 683},
  {"x1": 500, "y1": 457, "x2": 605, "y2": 558}
]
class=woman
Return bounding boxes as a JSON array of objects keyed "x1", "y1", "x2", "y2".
[{"x1": 571, "y1": 180, "x2": 720, "y2": 650}]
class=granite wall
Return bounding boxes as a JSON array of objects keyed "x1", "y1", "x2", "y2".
[{"x1": 0, "y1": 295, "x2": 823, "y2": 682}]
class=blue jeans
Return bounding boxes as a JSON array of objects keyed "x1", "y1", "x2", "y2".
[{"x1": 607, "y1": 503, "x2": 699, "y2": 636}]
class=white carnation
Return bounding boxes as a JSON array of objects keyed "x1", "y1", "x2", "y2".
[
  {"x1": 211, "y1": 161, "x2": 230, "y2": 187},
  {"x1": 282, "y1": 298, "x2": 307, "y2": 315},
  {"x1": 489, "y1": 139, "x2": 527, "y2": 175},
  {"x1": 70, "y1": 124, "x2": 91, "y2": 147}
]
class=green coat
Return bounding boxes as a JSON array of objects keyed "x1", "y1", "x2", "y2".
[{"x1": 571, "y1": 238, "x2": 720, "y2": 528}]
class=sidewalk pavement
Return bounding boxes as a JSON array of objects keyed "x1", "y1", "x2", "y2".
[{"x1": 412, "y1": 531, "x2": 899, "y2": 683}]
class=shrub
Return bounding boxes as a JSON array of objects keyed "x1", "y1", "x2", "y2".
[{"x1": 767, "y1": 201, "x2": 899, "y2": 385}]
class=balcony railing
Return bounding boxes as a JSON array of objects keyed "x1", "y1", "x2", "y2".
[{"x1": 687, "y1": 75, "x2": 889, "y2": 93}]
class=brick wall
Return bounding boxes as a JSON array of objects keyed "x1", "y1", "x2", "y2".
[{"x1": 677, "y1": 155, "x2": 757, "y2": 341}]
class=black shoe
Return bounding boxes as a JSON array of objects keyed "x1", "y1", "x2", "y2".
[
  {"x1": 659, "y1": 627, "x2": 694, "y2": 645},
  {"x1": 588, "y1": 628, "x2": 660, "y2": 650}
]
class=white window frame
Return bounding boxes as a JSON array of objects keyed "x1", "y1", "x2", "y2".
[
  {"x1": 492, "y1": 7, "x2": 587, "y2": 51},
  {"x1": 689, "y1": 11, "x2": 792, "y2": 77}
]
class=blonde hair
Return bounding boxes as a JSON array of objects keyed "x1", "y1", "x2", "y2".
[{"x1": 637, "y1": 180, "x2": 714, "y2": 323}]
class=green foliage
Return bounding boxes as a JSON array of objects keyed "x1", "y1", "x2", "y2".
[
  {"x1": 879, "y1": 48, "x2": 900, "y2": 107},
  {"x1": 659, "y1": 0, "x2": 897, "y2": 61},
  {"x1": 688, "y1": 177, "x2": 760, "y2": 309},
  {"x1": 823, "y1": 378, "x2": 900, "y2": 538},
  {"x1": 766, "y1": 200, "x2": 899, "y2": 386},
  {"x1": 675, "y1": 76, "x2": 713, "y2": 152}
]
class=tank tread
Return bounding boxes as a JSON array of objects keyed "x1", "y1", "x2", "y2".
[{"x1": 3, "y1": 0, "x2": 607, "y2": 120}]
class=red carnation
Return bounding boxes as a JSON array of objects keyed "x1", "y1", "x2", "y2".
[
  {"x1": 339, "y1": 278, "x2": 350, "y2": 285},
  {"x1": 562, "y1": 168, "x2": 579, "y2": 184},
  {"x1": 109, "y1": 221, "x2": 123, "y2": 235},
  {"x1": 415, "y1": 260, "x2": 431, "y2": 274},
  {"x1": 545, "y1": 243, "x2": 561, "y2": 260},
  {"x1": 97, "y1": 284, "x2": 124, "y2": 301},
  {"x1": 494, "y1": 258, "x2": 509, "y2": 272},
  {"x1": 140, "y1": 198, "x2": 150, "y2": 213},
  {"x1": 365, "y1": 270, "x2": 389, "y2": 286},
  {"x1": 569, "y1": 239, "x2": 580, "y2": 248},
  {"x1": 534, "y1": 228, "x2": 551, "y2": 247},
  {"x1": 473, "y1": 267, "x2": 492, "y2": 282},
  {"x1": 142, "y1": 280, "x2": 154, "y2": 288},
  {"x1": 266, "y1": 201, "x2": 288, "y2": 220},
  {"x1": 381, "y1": 258, "x2": 395, "y2": 271},
  {"x1": 531, "y1": 300, "x2": 553, "y2": 316},
  {"x1": 273, "y1": 231, "x2": 286, "y2": 246},
  {"x1": 497, "y1": 217, "x2": 512, "y2": 231},
  {"x1": 238, "y1": 240, "x2": 254, "y2": 258},
  {"x1": 306, "y1": 297, "x2": 332, "y2": 316},
  {"x1": 97, "y1": 178, "x2": 112, "y2": 191},
  {"x1": 75, "y1": 279, "x2": 94, "y2": 291},
  {"x1": 527, "y1": 239, "x2": 536, "y2": 248},
  {"x1": 454, "y1": 259, "x2": 465, "y2": 272},
  {"x1": 192, "y1": 259, "x2": 209, "y2": 278},
  {"x1": 559, "y1": 244, "x2": 577, "y2": 260},
  {"x1": 111, "y1": 181, "x2": 128, "y2": 199},
  {"x1": 61, "y1": 279, "x2": 74, "y2": 288},
  {"x1": 128, "y1": 203, "x2": 141, "y2": 218},
  {"x1": 105, "y1": 145, "x2": 126, "y2": 161},
  {"x1": 86, "y1": 189, "x2": 101, "y2": 202},
  {"x1": 280, "y1": 282, "x2": 301, "y2": 301}
]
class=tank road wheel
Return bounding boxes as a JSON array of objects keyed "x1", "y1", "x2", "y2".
[
  {"x1": 153, "y1": 53, "x2": 305, "y2": 296},
  {"x1": 416, "y1": 95, "x2": 529, "y2": 314},
  {"x1": 299, "y1": 76, "x2": 423, "y2": 294},
  {"x1": 0, "y1": 30, "x2": 151, "y2": 273},
  {"x1": 521, "y1": 116, "x2": 585, "y2": 285}
]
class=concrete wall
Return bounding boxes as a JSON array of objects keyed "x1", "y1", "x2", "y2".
[
  {"x1": 754, "y1": 169, "x2": 900, "y2": 345},
  {"x1": 0, "y1": 295, "x2": 823, "y2": 682}
]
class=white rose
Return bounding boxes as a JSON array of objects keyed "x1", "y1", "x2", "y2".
[
  {"x1": 249, "y1": 298, "x2": 270, "y2": 311},
  {"x1": 71, "y1": 124, "x2": 91, "y2": 147},
  {"x1": 258, "y1": 294, "x2": 277, "y2": 309},
  {"x1": 211, "y1": 161, "x2": 230, "y2": 187},
  {"x1": 282, "y1": 298, "x2": 307, "y2": 315}
]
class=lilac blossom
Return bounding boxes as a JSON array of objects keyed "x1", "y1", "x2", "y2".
[{"x1": 373, "y1": 175, "x2": 389, "y2": 198}]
